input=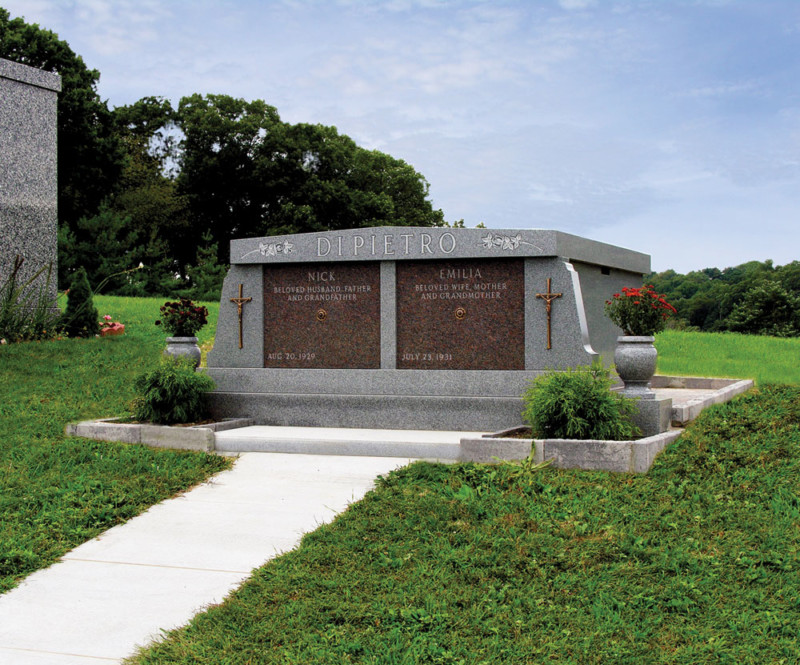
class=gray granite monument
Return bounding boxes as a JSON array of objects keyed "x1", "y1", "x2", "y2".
[
  {"x1": 205, "y1": 227, "x2": 651, "y2": 430},
  {"x1": 0, "y1": 58, "x2": 61, "y2": 309}
]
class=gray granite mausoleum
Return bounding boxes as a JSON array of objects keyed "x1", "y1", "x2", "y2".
[
  {"x1": 206, "y1": 227, "x2": 649, "y2": 430},
  {"x1": 0, "y1": 58, "x2": 61, "y2": 308}
]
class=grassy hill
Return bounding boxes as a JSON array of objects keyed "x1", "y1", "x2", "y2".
[
  {"x1": 2, "y1": 299, "x2": 798, "y2": 662},
  {"x1": 0, "y1": 295, "x2": 228, "y2": 593},
  {"x1": 129, "y1": 384, "x2": 800, "y2": 664}
]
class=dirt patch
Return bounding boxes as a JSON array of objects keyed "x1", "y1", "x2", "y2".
[{"x1": 494, "y1": 427, "x2": 533, "y2": 439}]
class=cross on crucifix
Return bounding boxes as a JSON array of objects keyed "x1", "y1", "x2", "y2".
[
  {"x1": 536, "y1": 278, "x2": 562, "y2": 350},
  {"x1": 229, "y1": 284, "x2": 252, "y2": 350}
]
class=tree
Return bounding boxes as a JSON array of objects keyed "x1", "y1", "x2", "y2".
[
  {"x1": 110, "y1": 97, "x2": 190, "y2": 282},
  {"x1": 60, "y1": 266, "x2": 99, "y2": 337},
  {"x1": 726, "y1": 281, "x2": 800, "y2": 337},
  {"x1": 648, "y1": 260, "x2": 800, "y2": 335},
  {"x1": 175, "y1": 94, "x2": 444, "y2": 263},
  {"x1": 183, "y1": 232, "x2": 227, "y2": 302},
  {"x1": 175, "y1": 94, "x2": 281, "y2": 262},
  {"x1": 0, "y1": 8, "x2": 123, "y2": 244},
  {"x1": 57, "y1": 207, "x2": 140, "y2": 292},
  {"x1": 776, "y1": 261, "x2": 800, "y2": 297}
]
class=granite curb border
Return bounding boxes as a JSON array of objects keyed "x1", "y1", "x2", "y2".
[
  {"x1": 654, "y1": 377, "x2": 754, "y2": 426},
  {"x1": 459, "y1": 428, "x2": 684, "y2": 473},
  {"x1": 65, "y1": 375, "x2": 753, "y2": 472},
  {"x1": 65, "y1": 418, "x2": 254, "y2": 452},
  {"x1": 459, "y1": 375, "x2": 754, "y2": 473}
]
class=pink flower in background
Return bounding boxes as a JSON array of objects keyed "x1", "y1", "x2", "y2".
[{"x1": 99, "y1": 315, "x2": 125, "y2": 337}]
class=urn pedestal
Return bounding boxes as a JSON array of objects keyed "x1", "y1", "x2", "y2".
[
  {"x1": 164, "y1": 336, "x2": 201, "y2": 369},
  {"x1": 614, "y1": 336, "x2": 657, "y2": 399}
]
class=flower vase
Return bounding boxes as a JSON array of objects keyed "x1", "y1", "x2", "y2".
[
  {"x1": 614, "y1": 336, "x2": 657, "y2": 399},
  {"x1": 164, "y1": 336, "x2": 201, "y2": 369}
]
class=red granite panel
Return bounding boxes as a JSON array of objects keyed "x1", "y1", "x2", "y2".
[
  {"x1": 263, "y1": 263, "x2": 380, "y2": 368},
  {"x1": 396, "y1": 259, "x2": 525, "y2": 370}
]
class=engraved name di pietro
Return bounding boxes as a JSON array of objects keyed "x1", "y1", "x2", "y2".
[{"x1": 317, "y1": 232, "x2": 457, "y2": 258}]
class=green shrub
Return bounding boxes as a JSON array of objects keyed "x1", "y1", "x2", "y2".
[
  {"x1": 522, "y1": 363, "x2": 640, "y2": 440},
  {"x1": 131, "y1": 356, "x2": 215, "y2": 424},
  {"x1": 60, "y1": 267, "x2": 99, "y2": 337}
]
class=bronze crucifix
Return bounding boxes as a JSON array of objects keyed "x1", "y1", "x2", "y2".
[
  {"x1": 535, "y1": 278, "x2": 562, "y2": 350},
  {"x1": 229, "y1": 284, "x2": 252, "y2": 349}
]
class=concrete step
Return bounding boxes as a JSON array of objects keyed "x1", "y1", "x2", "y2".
[{"x1": 213, "y1": 426, "x2": 487, "y2": 460}]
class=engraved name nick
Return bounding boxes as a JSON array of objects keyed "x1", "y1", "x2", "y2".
[{"x1": 308, "y1": 271, "x2": 335, "y2": 282}]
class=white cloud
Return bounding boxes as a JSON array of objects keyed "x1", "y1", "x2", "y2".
[
  {"x1": 4, "y1": 0, "x2": 800, "y2": 274},
  {"x1": 559, "y1": 0, "x2": 597, "y2": 10}
]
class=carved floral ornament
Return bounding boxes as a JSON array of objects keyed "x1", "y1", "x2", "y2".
[
  {"x1": 480, "y1": 233, "x2": 541, "y2": 252},
  {"x1": 260, "y1": 240, "x2": 294, "y2": 256},
  {"x1": 240, "y1": 241, "x2": 294, "y2": 259}
]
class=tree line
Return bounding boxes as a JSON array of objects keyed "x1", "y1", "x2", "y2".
[
  {"x1": 648, "y1": 260, "x2": 800, "y2": 337},
  {"x1": 1, "y1": 8, "x2": 445, "y2": 299},
  {"x1": 5, "y1": 8, "x2": 797, "y2": 339}
]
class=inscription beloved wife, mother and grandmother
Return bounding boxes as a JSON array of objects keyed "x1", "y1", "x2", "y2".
[{"x1": 396, "y1": 259, "x2": 525, "y2": 370}]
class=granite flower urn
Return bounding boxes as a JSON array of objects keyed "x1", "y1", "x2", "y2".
[
  {"x1": 614, "y1": 336, "x2": 657, "y2": 398},
  {"x1": 164, "y1": 336, "x2": 202, "y2": 368}
]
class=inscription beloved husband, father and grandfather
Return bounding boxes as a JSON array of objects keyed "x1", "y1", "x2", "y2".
[
  {"x1": 264, "y1": 262, "x2": 381, "y2": 369},
  {"x1": 206, "y1": 227, "x2": 650, "y2": 430}
]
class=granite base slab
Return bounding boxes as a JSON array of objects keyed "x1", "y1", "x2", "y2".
[
  {"x1": 628, "y1": 395, "x2": 672, "y2": 437},
  {"x1": 207, "y1": 391, "x2": 527, "y2": 432},
  {"x1": 214, "y1": 426, "x2": 475, "y2": 461}
]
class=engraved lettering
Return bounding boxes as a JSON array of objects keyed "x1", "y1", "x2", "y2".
[
  {"x1": 439, "y1": 268, "x2": 482, "y2": 280},
  {"x1": 317, "y1": 237, "x2": 331, "y2": 257},
  {"x1": 371, "y1": 235, "x2": 377, "y2": 255},
  {"x1": 400, "y1": 233, "x2": 414, "y2": 254},
  {"x1": 308, "y1": 271, "x2": 336, "y2": 282},
  {"x1": 439, "y1": 232, "x2": 456, "y2": 254},
  {"x1": 337, "y1": 236, "x2": 343, "y2": 256},
  {"x1": 354, "y1": 236, "x2": 364, "y2": 255},
  {"x1": 384, "y1": 235, "x2": 395, "y2": 255},
  {"x1": 420, "y1": 233, "x2": 433, "y2": 254}
]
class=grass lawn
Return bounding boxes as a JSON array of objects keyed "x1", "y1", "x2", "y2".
[
  {"x1": 0, "y1": 295, "x2": 230, "y2": 594},
  {"x1": 127, "y1": 384, "x2": 800, "y2": 664},
  {"x1": 3, "y1": 308, "x2": 799, "y2": 662},
  {"x1": 656, "y1": 329, "x2": 800, "y2": 385}
]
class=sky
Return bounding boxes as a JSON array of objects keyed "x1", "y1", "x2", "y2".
[{"x1": 4, "y1": 0, "x2": 800, "y2": 273}]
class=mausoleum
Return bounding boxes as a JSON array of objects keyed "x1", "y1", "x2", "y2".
[
  {"x1": 0, "y1": 58, "x2": 61, "y2": 308},
  {"x1": 206, "y1": 227, "x2": 649, "y2": 430}
]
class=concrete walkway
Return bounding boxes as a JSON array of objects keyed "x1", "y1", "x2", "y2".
[{"x1": 0, "y1": 453, "x2": 415, "y2": 664}]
